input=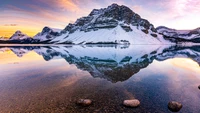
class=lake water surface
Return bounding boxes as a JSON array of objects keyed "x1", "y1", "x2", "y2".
[{"x1": 0, "y1": 45, "x2": 200, "y2": 112}]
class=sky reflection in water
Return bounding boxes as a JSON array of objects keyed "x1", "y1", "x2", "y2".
[{"x1": 0, "y1": 45, "x2": 199, "y2": 112}]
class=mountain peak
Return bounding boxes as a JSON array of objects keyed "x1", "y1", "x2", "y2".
[
  {"x1": 33, "y1": 26, "x2": 61, "y2": 41},
  {"x1": 41, "y1": 26, "x2": 52, "y2": 35},
  {"x1": 10, "y1": 30, "x2": 30, "y2": 40},
  {"x1": 15, "y1": 30, "x2": 22, "y2": 34},
  {"x1": 108, "y1": 3, "x2": 120, "y2": 8},
  {"x1": 41, "y1": 26, "x2": 61, "y2": 34},
  {"x1": 88, "y1": 3, "x2": 134, "y2": 22},
  {"x1": 107, "y1": 3, "x2": 130, "y2": 10},
  {"x1": 61, "y1": 4, "x2": 154, "y2": 34}
]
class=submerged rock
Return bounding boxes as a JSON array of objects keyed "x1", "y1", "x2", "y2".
[
  {"x1": 123, "y1": 99, "x2": 140, "y2": 108},
  {"x1": 76, "y1": 99, "x2": 92, "y2": 106},
  {"x1": 168, "y1": 101, "x2": 182, "y2": 112}
]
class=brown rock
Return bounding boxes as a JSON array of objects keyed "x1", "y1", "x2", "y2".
[
  {"x1": 168, "y1": 101, "x2": 182, "y2": 112},
  {"x1": 123, "y1": 99, "x2": 140, "y2": 108},
  {"x1": 76, "y1": 99, "x2": 92, "y2": 106},
  {"x1": 151, "y1": 33, "x2": 158, "y2": 37},
  {"x1": 141, "y1": 29, "x2": 149, "y2": 34}
]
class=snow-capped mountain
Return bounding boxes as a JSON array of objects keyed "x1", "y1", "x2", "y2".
[
  {"x1": 4, "y1": 31, "x2": 40, "y2": 44},
  {"x1": 51, "y1": 4, "x2": 167, "y2": 44},
  {"x1": 156, "y1": 26, "x2": 200, "y2": 43},
  {"x1": 9, "y1": 31, "x2": 31, "y2": 40},
  {"x1": 33, "y1": 27, "x2": 61, "y2": 42}
]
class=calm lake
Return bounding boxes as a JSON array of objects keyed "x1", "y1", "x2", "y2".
[{"x1": 0, "y1": 45, "x2": 200, "y2": 112}]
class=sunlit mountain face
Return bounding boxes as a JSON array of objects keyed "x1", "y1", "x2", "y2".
[{"x1": 0, "y1": 45, "x2": 200, "y2": 112}]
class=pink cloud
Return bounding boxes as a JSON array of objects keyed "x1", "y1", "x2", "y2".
[{"x1": 1, "y1": 0, "x2": 200, "y2": 32}]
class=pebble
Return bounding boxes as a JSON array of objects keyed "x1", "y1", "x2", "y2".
[
  {"x1": 123, "y1": 99, "x2": 140, "y2": 108},
  {"x1": 168, "y1": 101, "x2": 182, "y2": 112},
  {"x1": 76, "y1": 99, "x2": 92, "y2": 106}
]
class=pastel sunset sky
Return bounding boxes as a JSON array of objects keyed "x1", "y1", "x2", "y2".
[{"x1": 0, "y1": 0, "x2": 200, "y2": 38}]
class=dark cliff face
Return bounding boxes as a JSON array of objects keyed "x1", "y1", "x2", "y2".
[
  {"x1": 41, "y1": 27, "x2": 52, "y2": 35},
  {"x1": 61, "y1": 4, "x2": 156, "y2": 34},
  {"x1": 41, "y1": 27, "x2": 60, "y2": 37},
  {"x1": 102, "y1": 4, "x2": 134, "y2": 23}
]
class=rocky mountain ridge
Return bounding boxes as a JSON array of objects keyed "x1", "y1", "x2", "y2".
[{"x1": 156, "y1": 26, "x2": 200, "y2": 43}]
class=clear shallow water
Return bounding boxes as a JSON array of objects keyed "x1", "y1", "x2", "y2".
[{"x1": 0, "y1": 45, "x2": 200, "y2": 112}]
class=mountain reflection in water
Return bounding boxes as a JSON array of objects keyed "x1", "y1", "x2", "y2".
[
  {"x1": 0, "y1": 45, "x2": 200, "y2": 112},
  {"x1": 1, "y1": 45, "x2": 200, "y2": 83}
]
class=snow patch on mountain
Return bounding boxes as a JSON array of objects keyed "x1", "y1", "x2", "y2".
[{"x1": 52, "y1": 25, "x2": 166, "y2": 44}]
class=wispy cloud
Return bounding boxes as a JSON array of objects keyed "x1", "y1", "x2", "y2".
[{"x1": 4, "y1": 24, "x2": 18, "y2": 26}]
